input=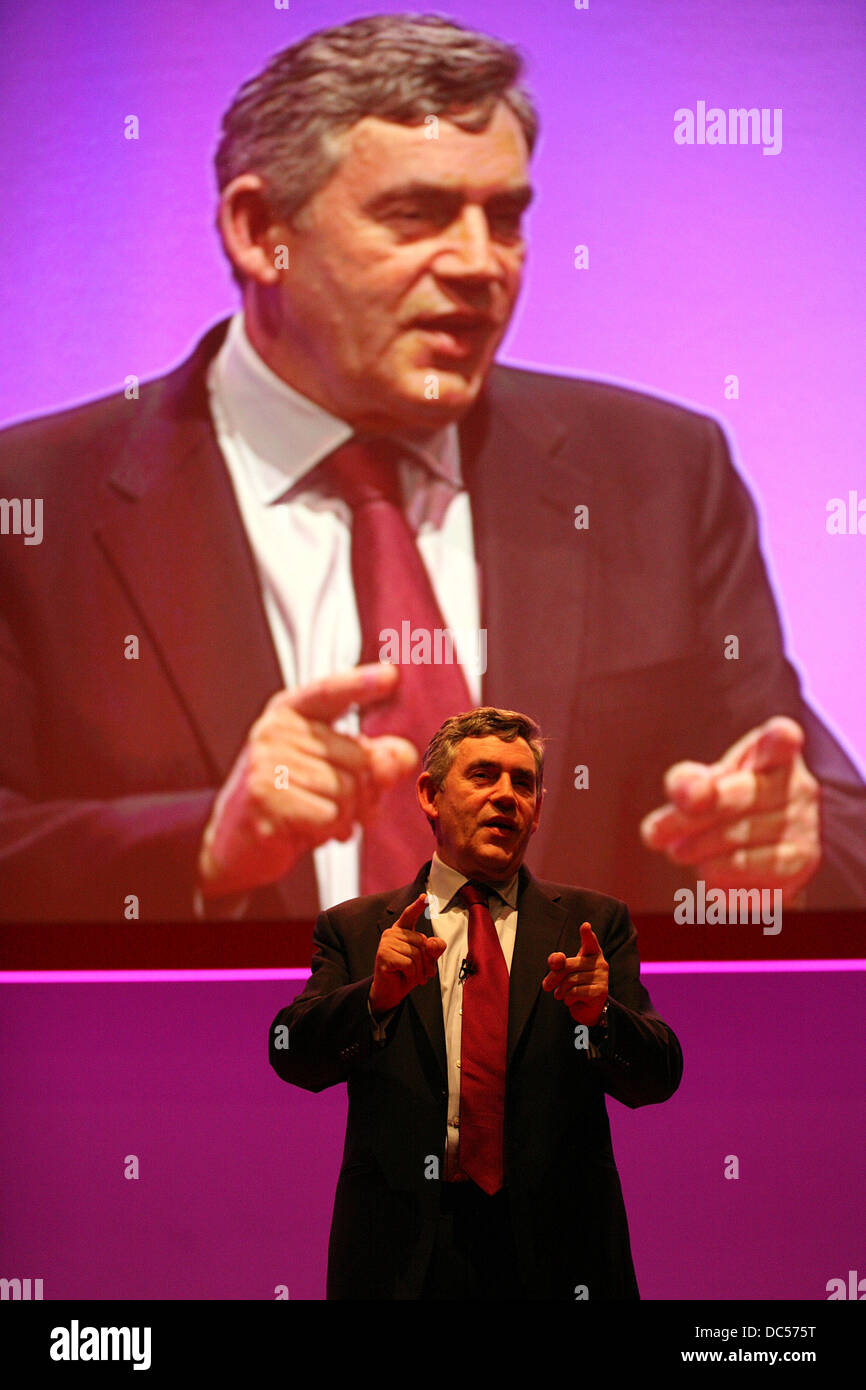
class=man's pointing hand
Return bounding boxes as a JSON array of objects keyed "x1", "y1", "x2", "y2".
[
  {"x1": 542, "y1": 923, "x2": 609, "y2": 1027},
  {"x1": 369, "y1": 894, "x2": 447, "y2": 1017}
]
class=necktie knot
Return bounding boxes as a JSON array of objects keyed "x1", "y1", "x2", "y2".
[
  {"x1": 459, "y1": 881, "x2": 491, "y2": 912},
  {"x1": 316, "y1": 436, "x2": 403, "y2": 511}
]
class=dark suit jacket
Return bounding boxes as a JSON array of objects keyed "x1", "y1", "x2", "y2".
[
  {"x1": 1, "y1": 319, "x2": 864, "y2": 919},
  {"x1": 269, "y1": 861, "x2": 684, "y2": 1299}
]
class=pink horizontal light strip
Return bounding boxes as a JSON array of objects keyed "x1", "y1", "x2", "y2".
[{"x1": 0, "y1": 960, "x2": 864, "y2": 984}]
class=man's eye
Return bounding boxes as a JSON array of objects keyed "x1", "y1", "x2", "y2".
[{"x1": 387, "y1": 207, "x2": 440, "y2": 231}]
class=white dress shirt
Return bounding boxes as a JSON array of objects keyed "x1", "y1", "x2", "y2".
[{"x1": 205, "y1": 313, "x2": 482, "y2": 909}]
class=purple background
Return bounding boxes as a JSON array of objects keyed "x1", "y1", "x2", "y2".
[
  {"x1": 0, "y1": 0, "x2": 864, "y2": 769},
  {"x1": 1, "y1": 970, "x2": 864, "y2": 1300}
]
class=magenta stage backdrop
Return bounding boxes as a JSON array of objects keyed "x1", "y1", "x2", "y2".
[
  {"x1": 0, "y1": 971, "x2": 863, "y2": 1301},
  {"x1": 0, "y1": 0, "x2": 863, "y2": 770}
]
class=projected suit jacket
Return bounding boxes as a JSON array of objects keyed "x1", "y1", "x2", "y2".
[
  {"x1": 268, "y1": 862, "x2": 684, "y2": 1299},
  {"x1": 1, "y1": 318, "x2": 864, "y2": 919}
]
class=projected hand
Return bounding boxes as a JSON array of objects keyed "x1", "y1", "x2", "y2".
[
  {"x1": 198, "y1": 664, "x2": 418, "y2": 899},
  {"x1": 639, "y1": 716, "x2": 820, "y2": 903}
]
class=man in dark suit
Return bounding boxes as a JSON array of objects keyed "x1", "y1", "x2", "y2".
[
  {"x1": 269, "y1": 706, "x2": 683, "y2": 1299},
  {"x1": 1, "y1": 13, "x2": 864, "y2": 922}
]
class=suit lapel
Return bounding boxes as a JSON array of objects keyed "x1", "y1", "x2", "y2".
[
  {"x1": 95, "y1": 322, "x2": 283, "y2": 782},
  {"x1": 94, "y1": 321, "x2": 319, "y2": 916},
  {"x1": 459, "y1": 367, "x2": 594, "y2": 751},
  {"x1": 459, "y1": 367, "x2": 596, "y2": 874},
  {"x1": 508, "y1": 867, "x2": 568, "y2": 1063},
  {"x1": 378, "y1": 864, "x2": 448, "y2": 1082},
  {"x1": 95, "y1": 325, "x2": 283, "y2": 783}
]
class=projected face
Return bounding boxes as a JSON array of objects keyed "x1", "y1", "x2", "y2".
[
  {"x1": 261, "y1": 102, "x2": 533, "y2": 435},
  {"x1": 419, "y1": 735, "x2": 542, "y2": 884}
]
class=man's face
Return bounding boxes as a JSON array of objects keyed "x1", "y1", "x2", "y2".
[
  {"x1": 419, "y1": 735, "x2": 542, "y2": 884},
  {"x1": 263, "y1": 102, "x2": 532, "y2": 434}
]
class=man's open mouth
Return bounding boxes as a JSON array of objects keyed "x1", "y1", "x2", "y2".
[
  {"x1": 410, "y1": 315, "x2": 493, "y2": 360},
  {"x1": 413, "y1": 313, "x2": 492, "y2": 332}
]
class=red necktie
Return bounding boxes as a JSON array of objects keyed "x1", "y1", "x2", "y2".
[
  {"x1": 316, "y1": 438, "x2": 473, "y2": 892},
  {"x1": 457, "y1": 882, "x2": 508, "y2": 1194}
]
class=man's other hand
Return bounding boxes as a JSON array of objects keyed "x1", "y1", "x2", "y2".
[
  {"x1": 639, "y1": 716, "x2": 821, "y2": 903},
  {"x1": 542, "y1": 923, "x2": 609, "y2": 1026},
  {"x1": 368, "y1": 894, "x2": 447, "y2": 1017},
  {"x1": 198, "y1": 664, "x2": 417, "y2": 899}
]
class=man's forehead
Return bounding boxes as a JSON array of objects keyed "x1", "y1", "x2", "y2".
[
  {"x1": 455, "y1": 734, "x2": 535, "y2": 768},
  {"x1": 331, "y1": 103, "x2": 530, "y2": 196}
]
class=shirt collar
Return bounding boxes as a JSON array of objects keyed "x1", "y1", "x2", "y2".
[
  {"x1": 209, "y1": 312, "x2": 461, "y2": 504},
  {"x1": 427, "y1": 851, "x2": 520, "y2": 913}
]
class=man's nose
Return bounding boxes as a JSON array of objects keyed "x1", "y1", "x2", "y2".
[
  {"x1": 435, "y1": 205, "x2": 502, "y2": 279},
  {"x1": 491, "y1": 776, "x2": 518, "y2": 803}
]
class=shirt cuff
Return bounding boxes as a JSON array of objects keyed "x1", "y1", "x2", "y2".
[{"x1": 367, "y1": 996, "x2": 397, "y2": 1043}]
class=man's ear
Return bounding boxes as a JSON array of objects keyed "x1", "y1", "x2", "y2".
[
  {"x1": 417, "y1": 771, "x2": 440, "y2": 831},
  {"x1": 216, "y1": 175, "x2": 288, "y2": 286}
]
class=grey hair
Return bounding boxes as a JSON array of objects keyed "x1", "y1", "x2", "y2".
[
  {"x1": 423, "y1": 707, "x2": 545, "y2": 799},
  {"x1": 214, "y1": 12, "x2": 538, "y2": 227}
]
